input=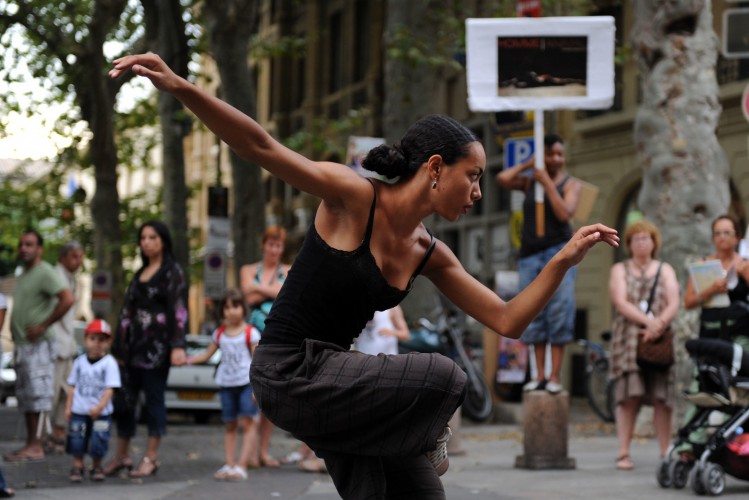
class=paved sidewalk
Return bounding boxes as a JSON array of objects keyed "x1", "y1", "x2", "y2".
[{"x1": 1, "y1": 399, "x2": 748, "y2": 499}]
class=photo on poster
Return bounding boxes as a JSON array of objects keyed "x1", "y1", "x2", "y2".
[
  {"x1": 497, "y1": 36, "x2": 587, "y2": 98},
  {"x1": 466, "y1": 16, "x2": 615, "y2": 111}
]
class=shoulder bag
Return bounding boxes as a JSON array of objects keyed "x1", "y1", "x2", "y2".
[{"x1": 636, "y1": 263, "x2": 675, "y2": 371}]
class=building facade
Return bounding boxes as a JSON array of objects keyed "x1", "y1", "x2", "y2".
[{"x1": 185, "y1": 0, "x2": 749, "y2": 387}]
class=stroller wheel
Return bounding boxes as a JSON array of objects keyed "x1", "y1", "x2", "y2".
[
  {"x1": 669, "y1": 460, "x2": 691, "y2": 489},
  {"x1": 701, "y1": 462, "x2": 725, "y2": 496},
  {"x1": 657, "y1": 460, "x2": 673, "y2": 488},
  {"x1": 690, "y1": 464, "x2": 707, "y2": 495}
]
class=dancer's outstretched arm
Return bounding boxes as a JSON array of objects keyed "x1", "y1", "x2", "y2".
[{"x1": 110, "y1": 53, "x2": 370, "y2": 205}]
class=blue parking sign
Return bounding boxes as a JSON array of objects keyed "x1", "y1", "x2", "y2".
[{"x1": 503, "y1": 137, "x2": 535, "y2": 168}]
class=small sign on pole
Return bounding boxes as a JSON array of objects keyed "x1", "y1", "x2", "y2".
[
  {"x1": 91, "y1": 270, "x2": 112, "y2": 317},
  {"x1": 204, "y1": 251, "x2": 226, "y2": 300},
  {"x1": 503, "y1": 137, "x2": 535, "y2": 168}
]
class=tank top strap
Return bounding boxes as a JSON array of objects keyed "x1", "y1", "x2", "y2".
[
  {"x1": 363, "y1": 179, "x2": 377, "y2": 245},
  {"x1": 408, "y1": 229, "x2": 436, "y2": 286},
  {"x1": 254, "y1": 262, "x2": 263, "y2": 284}
]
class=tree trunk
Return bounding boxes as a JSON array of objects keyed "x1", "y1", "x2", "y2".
[
  {"x1": 631, "y1": 0, "x2": 729, "y2": 426},
  {"x1": 79, "y1": 1, "x2": 128, "y2": 325},
  {"x1": 632, "y1": 0, "x2": 729, "y2": 278},
  {"x1": 143, "y1": 0, "x2": 191, "y2": 274},
  {"x1": 383, "y1": 0, "x2": 443, "y2": 143},
  {"x1": 203, "y1": 1, "x2": 265, "y2": 279}
]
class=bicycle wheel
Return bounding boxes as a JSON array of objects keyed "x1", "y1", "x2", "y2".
[
  {"x1": 461, "y1": 361, "x2": 494, "y2": 423},
  {"x1": 586, "y1": 359, "x2": 614, "y2": 423}
]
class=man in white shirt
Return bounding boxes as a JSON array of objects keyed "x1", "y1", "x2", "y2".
[{"x1": 47, "y1": 241, "x2": 84, "y2": 453}]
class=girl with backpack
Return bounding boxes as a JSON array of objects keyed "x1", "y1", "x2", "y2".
[{"x1": 189, "y1": 288, "x2": 261, "y2": 481}]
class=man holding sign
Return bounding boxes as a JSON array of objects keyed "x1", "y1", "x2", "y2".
[{"x1": 497, "y1": 134, "x2": 581, "y2": 394}]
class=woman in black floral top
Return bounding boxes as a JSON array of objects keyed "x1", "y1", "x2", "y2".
[{"x1": 105, "y1": 220, "x2": 188, "y2": 478}]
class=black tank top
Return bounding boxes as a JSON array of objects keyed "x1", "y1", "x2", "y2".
[
  {"x1": 260, "y1": 181, "x2": 436, "y2": 348},
  {"x1": 519, "y1": 177, "x2": 573, "y2": 257}
]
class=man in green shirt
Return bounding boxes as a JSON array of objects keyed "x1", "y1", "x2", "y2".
[{"x1": 4, "y1": 230, "x2": 73, "y2": 462}]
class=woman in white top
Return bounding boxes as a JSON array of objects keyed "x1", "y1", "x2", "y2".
[{"x1": 355, "y1": 306, "x2": 410, "y2": 356}]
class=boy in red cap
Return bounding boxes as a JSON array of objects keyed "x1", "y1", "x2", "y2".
[{"x1": 64, "y1": 319, "x2": 121, "y2": 482}]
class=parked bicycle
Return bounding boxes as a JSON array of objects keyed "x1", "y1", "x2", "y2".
[
  {"x1": 399, "y1": 300, "x2": 494, "y2": 423},
  {"x1": 576, "y1": 331, "x2": 615, "y2": 423}
]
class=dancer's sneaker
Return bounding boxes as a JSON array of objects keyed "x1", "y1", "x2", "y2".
[{"x1": 426, "y1": 426, "x2": 452, "y2": 476}]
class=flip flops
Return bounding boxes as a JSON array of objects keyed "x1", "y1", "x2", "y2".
[
  {"x1": 225, "y1": 465, "x2": 247, "y2": 481},
  {"x1": 3, "y1": 450, "x2": 44, "y2": 463},
  {"x1": 214, "y1": 464, "x2": 247, "y2": 481},
  {"x1": 616, "y1": 455, "x2": 634, "y2": 470},
  {"x1": 259, "y1": 455, "x2": 280, "y2": 468}
]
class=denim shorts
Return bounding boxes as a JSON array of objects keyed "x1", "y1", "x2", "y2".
[
  {"x1": 518, "y1": 242, "x2": 576, "y2": 345},
  {"x1": 66, "y1": 413, "x2": 112, "y2": 459},
  {"x1": 219, "y1": 384, "x2": 258, "y2": 422}
]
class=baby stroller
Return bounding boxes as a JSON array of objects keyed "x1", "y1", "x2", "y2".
[{"x1": 658, "y1": 338, "x2": 749, "y2": 495}]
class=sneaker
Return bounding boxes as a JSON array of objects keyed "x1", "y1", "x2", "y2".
[
  {"x1": 426, "y1": 426, "x2": 452, "y2": 476},
  {"x1": 523, "y1": 380, "x2": 547, "y2": 392},
  {"x1": 546, "y1": 381, "x2": 563, "y2": 394}
]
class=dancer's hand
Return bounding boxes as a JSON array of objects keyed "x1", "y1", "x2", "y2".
[
  {"x1": 557, "y1": 223, "x2": 619, "y2": 267},
  {"x1": 109, "y1": 53, "x2": 181, "y2": 93}
]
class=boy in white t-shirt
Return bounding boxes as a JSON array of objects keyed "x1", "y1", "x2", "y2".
[
  {"x1": 189, "y1": 288, "x2": 261, "y2": 481},
  {"x1": 65, "y1": 319, "x2": 121, "y2": 483}
]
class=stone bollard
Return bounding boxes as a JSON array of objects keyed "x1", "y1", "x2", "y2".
[
  {"x1": 514, "y1": 390, "x2": 576, "y2": 470},
  {"x1": 447, "y1": 409, "x2": 465, "y2": 455}
]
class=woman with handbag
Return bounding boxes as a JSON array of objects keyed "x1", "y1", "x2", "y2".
[{"x1": 608, "y1": 219, "x2": 679, "y2": 470}]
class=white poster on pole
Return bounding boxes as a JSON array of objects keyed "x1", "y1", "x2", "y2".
[{"x1": 466, "y1": 16, "x2": 616, "y2": 111}]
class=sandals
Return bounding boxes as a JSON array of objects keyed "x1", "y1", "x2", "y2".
[
  {"x1": 213, "y1": 464, "x2": 234, "y2": 480},
  {"x1": 43, "y1": 436, "x2": 65, "y2": 455},
  {"x1": 129, "y1": 456, "x2": 160, "y2": 478},
  {"x1": 298, "y1": 458, "x2": 327, "y2": 473},
  {"x1": 69, "y1": 466, "x2": 85, "y2": 483},
  {"x1": 225, "y1": 465, "x2": 248, "y2": 481},
  {"x1": 103, "y1": 456, "x2": 133, "y2": 476},
  {"x1": 90, "y1": 466, "x2": 106, "y2": 482},
  {"x1": 616, "y1": 454, "x2": 635, "y2": 470},
  {"x1": 259, "y1": 455, "x2": 280, "y2": 468},
  {"x1": 214, "y1": 464, "x2": 247, "y2": 481}
]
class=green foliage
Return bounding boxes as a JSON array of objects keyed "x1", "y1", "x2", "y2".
[
  {"x1": 249, "y1": 34, "x2": 306, "y2": 60},
  {"x1": 282, "y1": 108, "x2": 373, "y2": 161},
  {"x1": 0, "y1": 160, "x2": 92, "y2": 275},
  {"x1": 0, "y1": 0, "x2": 202, "y2": 280}
]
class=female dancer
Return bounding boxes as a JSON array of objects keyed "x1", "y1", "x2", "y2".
[{"x1": 109, "y1": 53, "x2": 618, "y2": 498}]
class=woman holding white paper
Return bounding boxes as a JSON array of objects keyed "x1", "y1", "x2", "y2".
[{"x1": 684, "y1": 214, "x2": 749, "y2": 339}]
